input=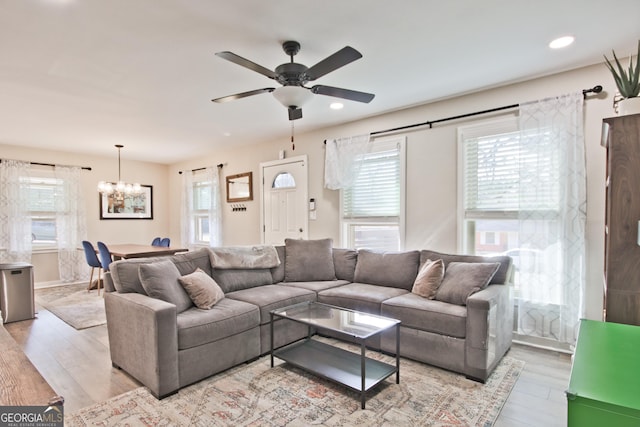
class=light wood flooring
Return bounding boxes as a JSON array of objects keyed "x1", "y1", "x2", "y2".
[{"x1": 4, "y1": 299, "x2": 572, "y2": 425}]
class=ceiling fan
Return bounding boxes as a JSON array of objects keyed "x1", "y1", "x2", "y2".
[{"x1": 212, "y1": 40, "x2": 375, "y2": 120}]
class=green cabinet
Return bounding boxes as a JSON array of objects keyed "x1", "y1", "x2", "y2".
[{"x1": 567, "y1": 320, "x2": 640, "y2": 426}]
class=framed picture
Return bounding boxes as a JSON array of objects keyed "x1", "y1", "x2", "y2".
[{"x1": 99, "y1": 185, "x2": 153, "y2": 220}]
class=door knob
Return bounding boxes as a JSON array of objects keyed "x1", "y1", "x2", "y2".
[{"x1": 299, "y1": 228, "x2": 303, "y2": 232}]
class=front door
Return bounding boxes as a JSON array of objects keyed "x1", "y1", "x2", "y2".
[{"x1": 260, "y1": 155, "x2": 308, "y2": 245}]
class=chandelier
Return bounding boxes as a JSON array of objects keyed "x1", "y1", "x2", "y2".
[{"x1": 97, "y1": 144, "x2": 142, "y2": 196}]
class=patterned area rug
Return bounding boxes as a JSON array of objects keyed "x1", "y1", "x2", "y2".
[
  {"x1": 35, "y1": 283, "x2": 106, "y2": 330},
  {"x1": 66, "y1": 339, "x2": 524, "y2": 426}
]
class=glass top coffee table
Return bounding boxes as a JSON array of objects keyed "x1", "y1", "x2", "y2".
[{"x1": 270, "y1": 301, "x2": 401, "y2": 409}]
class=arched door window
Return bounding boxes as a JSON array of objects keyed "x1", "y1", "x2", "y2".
[{"x1": 272, "y1": 172, "x2": 296, "y2": 189}]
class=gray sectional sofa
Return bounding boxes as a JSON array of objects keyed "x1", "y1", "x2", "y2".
[{"x1": 103, "y1": 239, "x2": 513, "y2": 398}]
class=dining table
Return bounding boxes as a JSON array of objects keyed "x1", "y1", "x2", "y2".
[{"x1": 106, "y1": 244, "x2": 188, "y2": 260}]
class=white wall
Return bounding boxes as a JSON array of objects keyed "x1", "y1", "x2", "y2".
[
  {"x1": 0, "y1": 144, "x2": 170, "y2": 283},
  {"x1": 170, "y1": 62, "x2": 613, "y2": 322},
  {"x1": 1, "y1": 62, "x2": 613, "y2": 319}
]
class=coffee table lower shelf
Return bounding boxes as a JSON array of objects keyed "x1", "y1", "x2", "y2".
[{"x1": 273, "y1": 338, "x2": 397, "y2": 408}]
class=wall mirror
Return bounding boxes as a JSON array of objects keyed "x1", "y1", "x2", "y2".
[{"x1": 226, "y1": 172, "x2": 253, "y2": 202}]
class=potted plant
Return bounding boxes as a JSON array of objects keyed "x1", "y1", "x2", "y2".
[{"x1": 604, "y1": 40, "x2": 640, "y2": 115}]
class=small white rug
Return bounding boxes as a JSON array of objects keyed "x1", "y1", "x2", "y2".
[{"x1": 35, "y1": 283, "x2": 106, "y2": 330}]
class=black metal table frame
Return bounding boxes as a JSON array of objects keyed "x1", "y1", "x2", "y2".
[{"x1": 270, "y1": 303, "x2": 400, "y2": 409}]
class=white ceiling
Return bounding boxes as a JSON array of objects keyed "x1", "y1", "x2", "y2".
[{"x1": 1, "y1": 0, "x2": 639, "y2": 164}]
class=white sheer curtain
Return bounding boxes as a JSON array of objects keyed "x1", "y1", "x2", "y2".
[
  {"x1": 55, "y1": 165, "x2": 88, "y2": 282},
  {"x1": 205, "y1": 166, "x2": 222, "y2": 247},
  {"x1": 180, "y1": 166, "x2": 222, "y2": 249},
  {"x1": 516, "y1": 92, "x2": 586, "y2": 347},
  {"x1": 0, "y1": 160, "x2": 32, "y2": 263},
  {"x1": 324, "y1": 134, "x2": 372, "y2": 190}
]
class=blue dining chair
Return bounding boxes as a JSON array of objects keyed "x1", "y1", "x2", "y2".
[
  {"x1": 97, "y1": 241, "x2": 113, "y2": 275},
  {"x1": 151, "y1": 237, "x2": 161, "y2": 246},
  {"x1": 82, "y1": 240, "x2": 103, "y2": 295},
  {"x1": 160, "y1": 237, "x2": 170, "y2": 247}
]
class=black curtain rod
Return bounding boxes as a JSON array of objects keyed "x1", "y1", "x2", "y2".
[
  {"x1": 0, "y1": 159, "x2": 92, "y2": 171},
  {"x1": 324, "y1": 85, "x2": 603, "y2": 143},
  {"x1": 178, "y1": 164, "x2": 224, "y2": 174}
]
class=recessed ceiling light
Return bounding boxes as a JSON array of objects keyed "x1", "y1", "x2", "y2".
[
  {"x1": 330, "y1": 102, "x2": 344, "y2": 110},
  {"x1": 549, "y1": 36, "x2": 575, "y2": 49},
  {"x1": 223, "y1": 132, "x2": 231, "y2": 137}
]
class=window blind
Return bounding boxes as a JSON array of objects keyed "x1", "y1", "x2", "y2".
[
  {"x1": 463, "y1": 129, "x2": 559, "y2": 213},
  {"x1": 342, "y1": 140, "x2": 400, "y2": 219}
]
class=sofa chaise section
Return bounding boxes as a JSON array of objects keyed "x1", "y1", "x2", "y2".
[{"x1": 379, "y1": 250, "x2": 513, "y2": 382}]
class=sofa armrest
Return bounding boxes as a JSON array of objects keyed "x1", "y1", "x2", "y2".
[
  {"x1": 102, "y1": 271, "x2": 115, "y2": 293},
  {"x1": 464, "y1": 283, "x2": 513, "y2": 381},
  {"x1": 104, "y1": 292, "x2": 179, "y2": 398}
]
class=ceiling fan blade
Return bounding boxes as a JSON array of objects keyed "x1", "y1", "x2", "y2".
[
  {"x1": 311, "y1": 85, "x2": 375, "y2": 103},
  {"x1": 215, "y1": 51, "x2": 278, "y2": 79},
  {"x1": 212, "y1": 88, "x2": 275, "y2": 103},
  {"x1": 288, "y1": 107, "x2": 303, "y2": 121},
  {"x1": 304, "y1": 46, "x2": 362, "y2": 81}
]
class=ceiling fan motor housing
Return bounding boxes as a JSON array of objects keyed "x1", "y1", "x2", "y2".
[{"x1": 275, "y1": 63, "x2": 309, "y2": 86}]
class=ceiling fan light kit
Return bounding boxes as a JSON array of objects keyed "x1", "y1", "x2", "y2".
[{"x1": 212, "y1": 40, "x2": 375, "y2": 121}]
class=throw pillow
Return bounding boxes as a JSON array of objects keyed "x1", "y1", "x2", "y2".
[
  {"x1": 435, "y1": 262, "x2": 500, "y2": 305},
  {"x1": 412, "y1": 259, "x2": 444, "y2": 299},
  {"x1": 333, "y1": 248, "x2": 358, "y2": 282},
  {"x1": 138, "y1": 260, "x2": 193, "y2": 313},
  {"x1": 284, "y1": 238, "x2": 336, "y2": 282},
  {"x1": 178, "y1": 268, "x2": 225, "y2": 309}
]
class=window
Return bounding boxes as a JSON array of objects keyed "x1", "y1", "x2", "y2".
[
  {"x1": 26, "y1": 173, "x2": 59, "y2": 249},
  {"x1": 181, "y1": 167, "x2": 221, "y2": 248},
  {"x1": 341, "y1": 137, "x2": 406, "y2": 251},
  {"x1": 459, "y1": 118, "x2": 562, "y2": 292},
  {"x1": 272, "y1": 172, "x2": 295, "y2": 189},
  {"x1": 459, "y1": 119, "x2": 519, "y2": 255},
  {"x1": 192, "y1": 180, "x2": 212, "y2": 244}
]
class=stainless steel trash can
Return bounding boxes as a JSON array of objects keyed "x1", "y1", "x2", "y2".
[{"x1": 0, "y1": 263, "x2": 35, "y2": 323}]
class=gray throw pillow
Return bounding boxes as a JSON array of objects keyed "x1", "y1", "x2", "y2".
[
  {"x1": 284, "y1": 238, "x2": 336, "y2": 282},
  {"x1": 435, "y1": 262, "x2": 500, "y2": 305},
  {"x1": 412, "y1": 259, "x2": 444, "y2": 299},
  {"x1": 420, "y1": 250, "x2": 513, "y2": 285},
  {"x1": 178, "y1": 268, "x2": 225, "y2": 309},
  {"x1": 333, "y1": 248, "x2": 358, "y2": 282},
  {"x1": 138, "y1": 260, "x2": 193, "y2": 313}
]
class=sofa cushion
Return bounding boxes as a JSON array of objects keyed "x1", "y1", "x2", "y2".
[
  {"x1": 271, "y1": 245, "x2": 286, "y2": 283},
  {"x1": 178, "y1": 268, "x2": 225, "y2": 309},
  {"x1": 353, "y1": 250, "x2": 420, "y2": 290},
  {"x1": 412, "y1": 259, "x2": 444, "y2": 299},
  {"x1": 333, "y1": 248, "x2": 358, "y2": 282},
  {"x1": 381, "y1": 293, "x2": 467, "y2": 338},
  {"x1": 318, "y1": 283, "x2": 408, "y2": 314},
  {"x1": 420, "y1": 250, "x2": 512, "y2": 285},
  {"x1": 226, "y1": 284, "x2": 316, "y2": 324},
  {"x1": 138, "y1": 260, "x2": 193, "y2": 313},
  {"x1": 284, "y1": 238, "x2": 336, "y2": 282},
  {"x1": 278, "y1": 280, "x2": 350, "y2": 293},
  {"x1": 435, "y1": 262, "x2": 500, "y2": 305},
  {"x1": 176, "y1": 298, "x2": 260, "y2": 350},
  {"x1": 211, "y1": 268, "x2": 273, "y2": 293},
  {"x1": 171, "y1": 248, "x2": 213, "y2": 277},
  {"x1": 109, "y1": 256, "x2": 167, "y2": 294}
]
